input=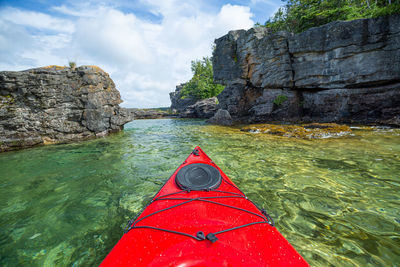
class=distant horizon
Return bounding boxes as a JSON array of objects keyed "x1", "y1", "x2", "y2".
[{"x1": 0, "y1": 0, "x2": 282, "y2": 108}]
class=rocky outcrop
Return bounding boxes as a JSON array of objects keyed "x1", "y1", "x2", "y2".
[
  {"x1": 169, "y1": 84, "x2": 218, "y2": 118},
  {"x1": 213, "y1": 15, "x2": 400, "y2": 125},
  {"x1": 179, "y1": 97, "x2": 218, "y2": 118},
  {"x1": 0, "y1": 65, "x2": 134, "y2": 152},
  {"x1": 128, "y1": 108, "x2": 172, "y2": 119},
  {"x1": 169, "y1": 83, "x2": 198, "y2": 113}
]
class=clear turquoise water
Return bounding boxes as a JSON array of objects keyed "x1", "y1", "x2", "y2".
[{"x1": 0, "y1": 119, "x2": 399, "y2": 266}]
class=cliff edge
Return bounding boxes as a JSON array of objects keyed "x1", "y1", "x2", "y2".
[
  {"x1": 212, "y1": 15, "x2": 400, "y2": 125},
  {"x1": 0, "y1": 65, "x2": 134, "y2": 152}
]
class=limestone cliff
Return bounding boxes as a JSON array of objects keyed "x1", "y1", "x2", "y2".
[
  {"x1": 0, "y1": 65, "x2": 134, "y2": 152},
  {"x1": 212, "y1": 15, "x2": 400, "y2": 125}
]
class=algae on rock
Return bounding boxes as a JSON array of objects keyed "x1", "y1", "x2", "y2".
[{"x1": 241, "y1": 123, "x2": 352, "y2": 139}]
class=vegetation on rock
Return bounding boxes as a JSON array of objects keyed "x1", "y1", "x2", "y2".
[
  {"x1": 42, "y1": 65, "x2": 66, "y2": 70},
  {"x1": 180, "y1": 57, "x2": 225, "y2": 100},
  {"x1": 259, "y1": 0, "x2": 400, "y2": 33},
  {"x1": 273, "y1": 95, "x2": 288, "y2": 106},
  {"x1": 69, "y1": 61, "x2": 77, "y2": 69}
]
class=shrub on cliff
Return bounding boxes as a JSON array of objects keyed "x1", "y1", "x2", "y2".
[
  {"x1": 69, "y1": 61, "x2": 77, "y2": 69},
  {"x1": 260, "y1": 0, "x2": 400, "y2": 33},
  {"x1": 180, "y1": 57, "x2": 225, "y2": 100}
]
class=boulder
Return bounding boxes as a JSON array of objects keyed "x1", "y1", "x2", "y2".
[
  {"x1": 207, "y1": 109, "x2": 233, "y2": 126},
  {"x1": 180, "y1": 97, "x2": 218, "y2": 119}
]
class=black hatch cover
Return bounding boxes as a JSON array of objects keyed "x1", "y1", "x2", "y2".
[{"x1": 175, "y1": 163, "x2": 222, "y2": 190}]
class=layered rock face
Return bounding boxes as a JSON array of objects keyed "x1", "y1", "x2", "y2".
[
  {"x1": 0, "y1": 65, "x2": 134, "y2": 152},
  {"x1": 213, "y1": 15, "x2": 400, "y2": 125},
  {"x1": 169, "y1": 84, "x2": 218, "y2": 118}
]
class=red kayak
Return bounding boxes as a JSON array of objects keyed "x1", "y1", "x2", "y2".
[{"x1": 101, "y1": 147, "x2": 309, "y2": 266}]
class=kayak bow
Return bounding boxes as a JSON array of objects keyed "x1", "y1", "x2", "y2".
[{"x1": 101, "y1": 146, "x2": 309, "y2": 266}]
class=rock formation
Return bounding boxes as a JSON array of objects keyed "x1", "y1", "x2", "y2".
[
  {"x1": 127, "y1": 108, "x2": 172, "y2": 119},
  {"x1": 179, "y1": 97, "x2": 218, "y2": 118},
  {"x1": 0, "y1": 65, "x2": 134, "y2": 152},
  {"x1": 207, "y1": 109, "x2": 233, "y2": 125},
  {"x1": 212, "y1": 15, "x2": 400, "y2": 125},
  {"x1": 169, "y1": 84, "x2": 218, "y2": 118},
  {"x1": 169, "y1": 83, "x2": 198, "y2": 114}
]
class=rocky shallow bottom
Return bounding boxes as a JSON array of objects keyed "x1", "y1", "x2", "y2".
[
  {"x1": 0, "y1": 119, "x2": 399, "y2": 266},
  {"x1": 241, "y1": 123, "x2": 353, "y2": 139}
]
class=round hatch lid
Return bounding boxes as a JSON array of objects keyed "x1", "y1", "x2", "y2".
[{"x1": 176, "y1": 163, "x2": 222, "y2": 190}]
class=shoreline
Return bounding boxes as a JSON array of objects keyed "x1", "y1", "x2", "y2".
[{"x1": 2, "y1": 118, "x2": 398, "y2": 153}]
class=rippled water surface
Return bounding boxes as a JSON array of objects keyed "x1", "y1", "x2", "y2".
[{"x1": 0, "y1": 119, "x2": 399, "y2": 266}]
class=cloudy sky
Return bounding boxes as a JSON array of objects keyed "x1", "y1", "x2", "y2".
[{"x1": 0, "y1": 0, "x2": 281, "y2": 108}]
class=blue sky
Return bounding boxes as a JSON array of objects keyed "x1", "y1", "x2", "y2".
[{"x1": 0, "y1": 0, "x2": 282, "y2": 108}]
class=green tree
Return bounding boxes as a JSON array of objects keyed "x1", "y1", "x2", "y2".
[
  {"x1": 261, "y1": 0, "x2": 400, "y2": 33},
  {"x1": 180, "y1": 57, "x2": 225, "y2": 100}
]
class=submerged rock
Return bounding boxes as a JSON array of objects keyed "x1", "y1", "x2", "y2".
[
  {"x1": 0, "y1": 65, "x2": 134, "y2": 152},
  {"x1": 241, "y1": 123, "x2": 352, "y2": 139}
]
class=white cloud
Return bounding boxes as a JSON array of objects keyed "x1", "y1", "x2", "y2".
[
  {"x1": 0, "y1": 2, "x2": 254, "y2": 108},
  {"x1": 74, "y1": 8, "x2": 157, "y2": 65},
  {"x1": 0, "y1": 7, "x2": 74, "y2": 33},
  {"x1": 215, "y1": 4, "x2": 254, "y2": 33},
  {"x1": 52, "y1": 4, "x2": 100, "y2": 18}
]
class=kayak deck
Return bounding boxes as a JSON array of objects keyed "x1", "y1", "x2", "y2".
[{"x1": 101, "y1": 147, "x2": 309, "y2": 266}]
